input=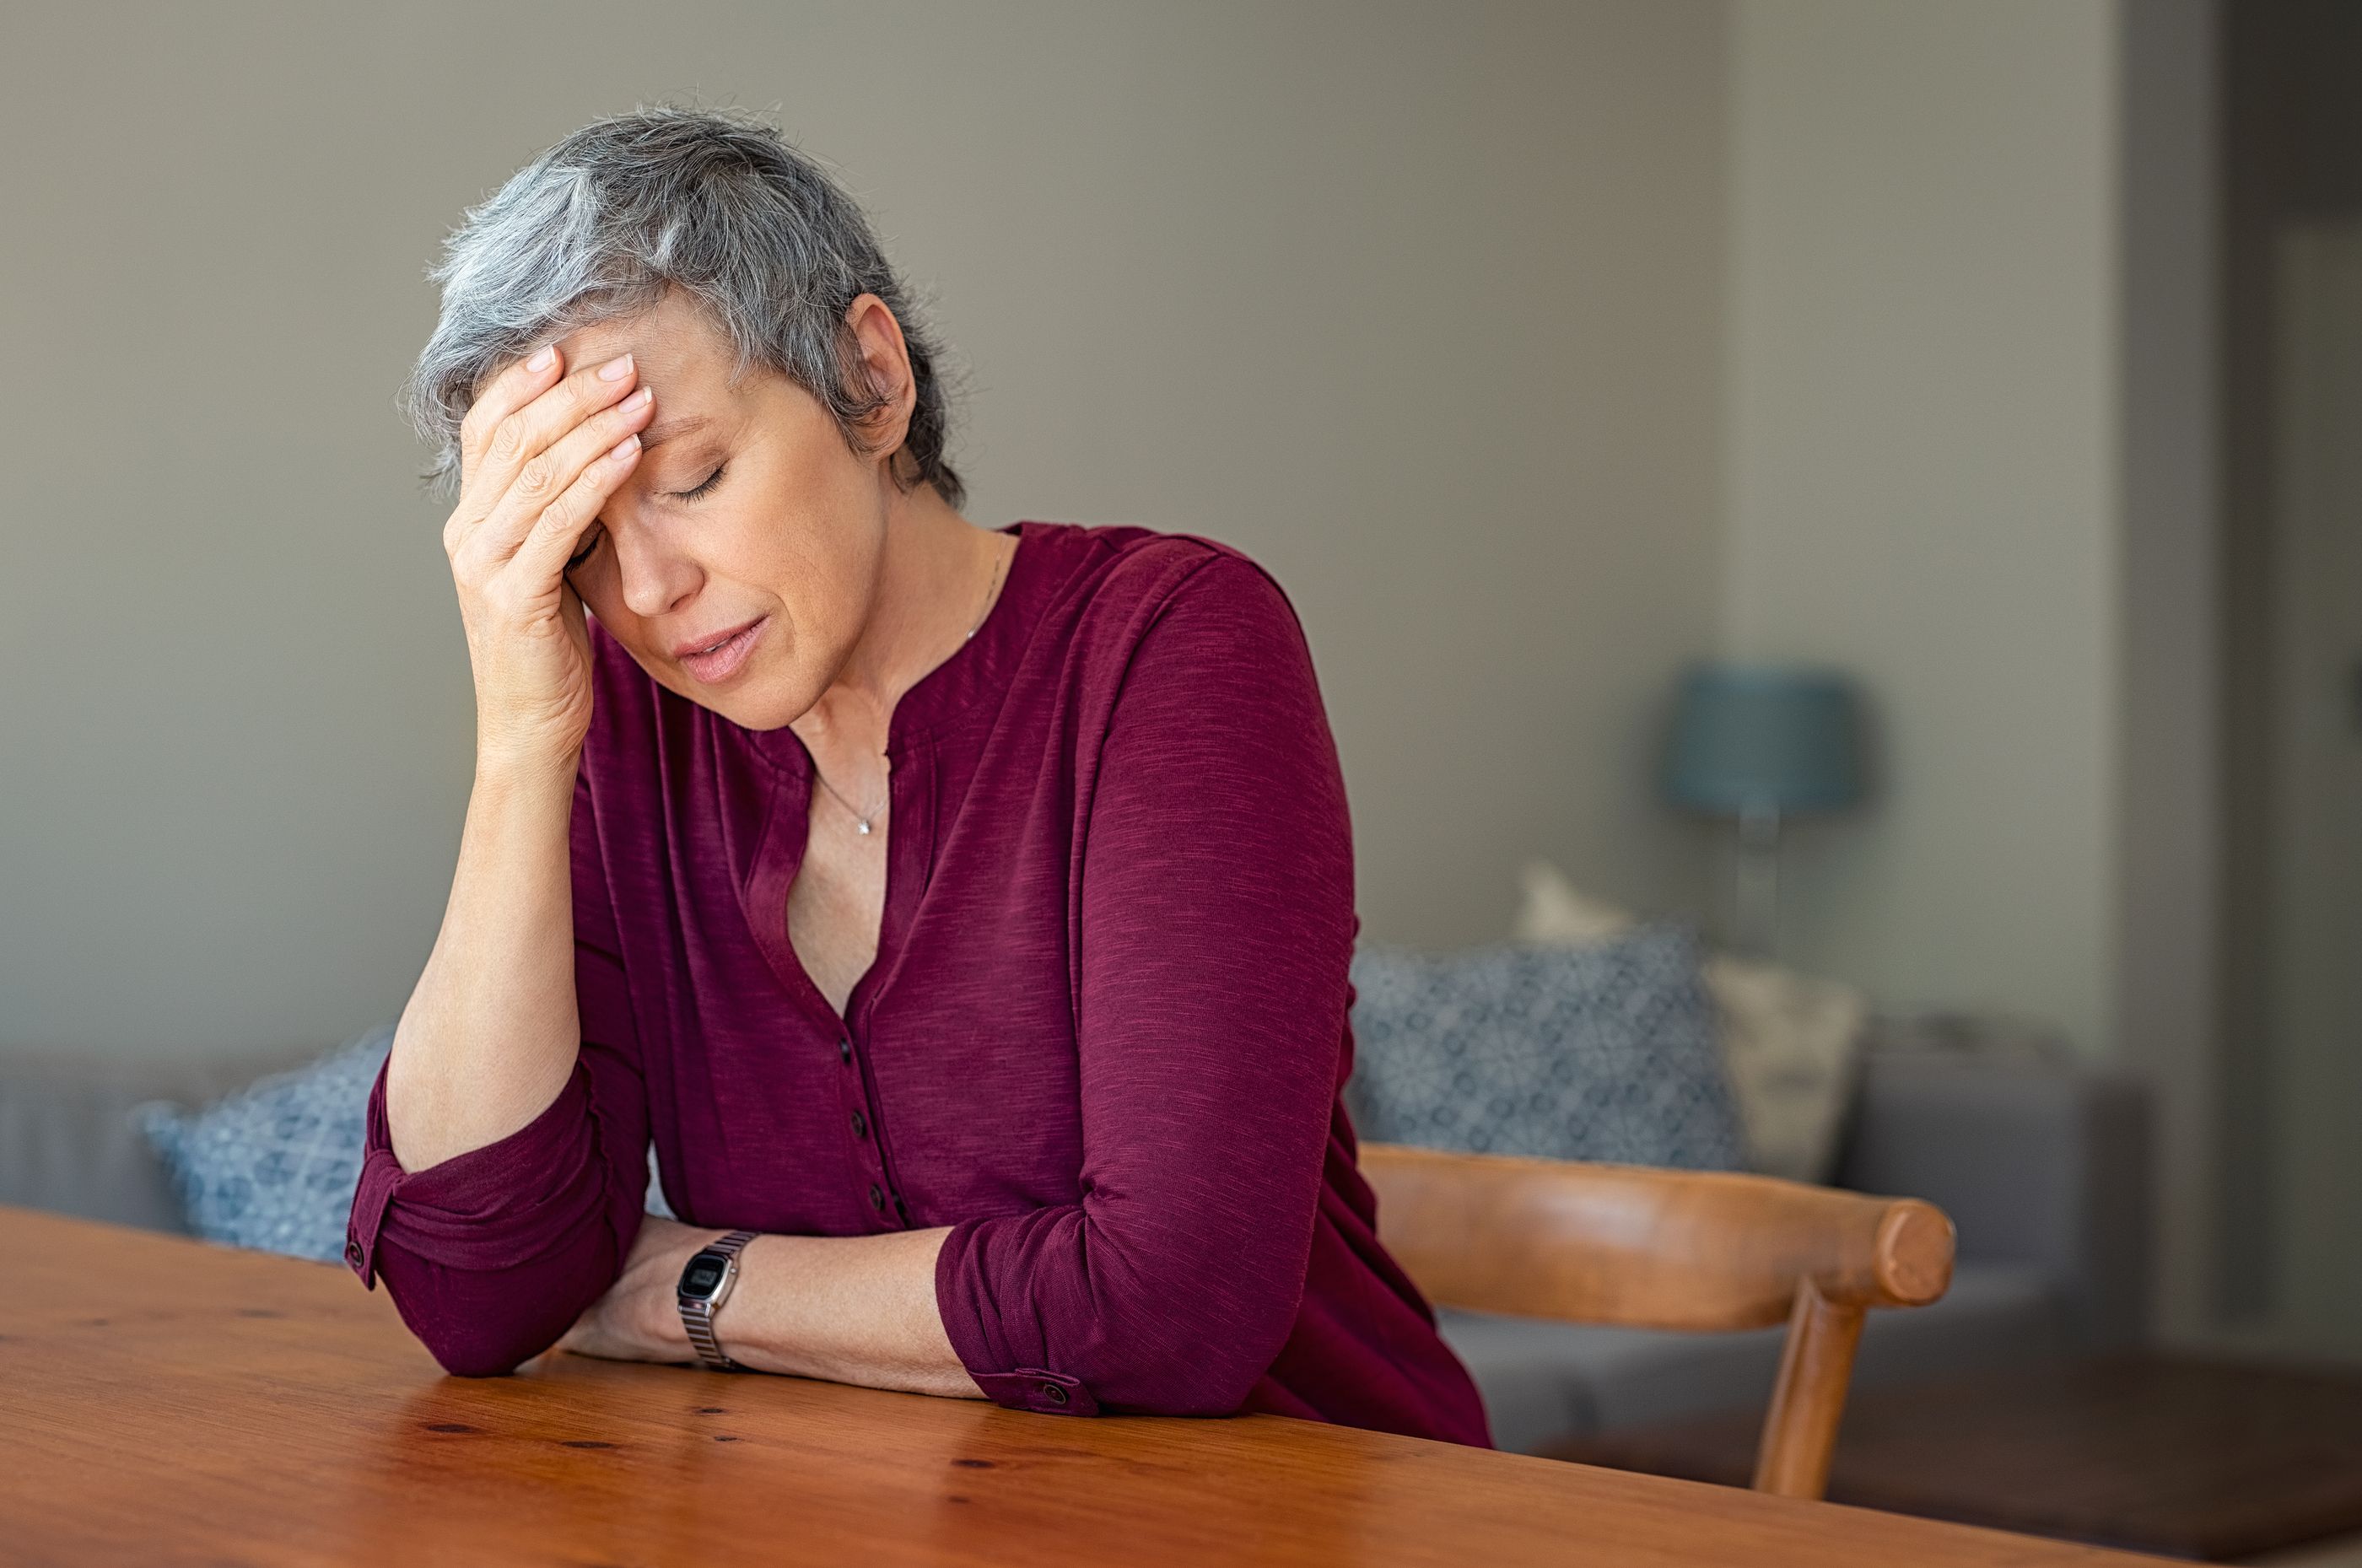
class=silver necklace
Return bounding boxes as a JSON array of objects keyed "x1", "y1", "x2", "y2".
[{"x1": 812, "y1": 538, "x2": 1012, "y2": 836}]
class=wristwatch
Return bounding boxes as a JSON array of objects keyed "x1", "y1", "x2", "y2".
[{"x1": 676, "y1": 1229, "x2": 761, "y2": 1371}]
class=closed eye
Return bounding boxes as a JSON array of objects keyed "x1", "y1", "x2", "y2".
[
  {"x1": 564, "y1": 525, "x2": 603, "y2": 572},
  {"x1": 672, "y1": 462, "x2": 726, "y2": 502}
]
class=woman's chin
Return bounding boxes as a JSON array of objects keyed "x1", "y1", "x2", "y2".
[
  {"x1": 681, "y1": 682, "x2": 798, "y2": 732},
  {"x1": 698, "y1": 660, "x2": 822, "y2": 733}
]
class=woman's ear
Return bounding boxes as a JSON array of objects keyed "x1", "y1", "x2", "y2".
[{"x1": 844, "y1": 294, "x2": 917, "y2": 461}]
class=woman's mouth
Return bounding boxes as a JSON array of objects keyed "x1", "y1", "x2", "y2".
[{"x1": 674, "y1": 617, "x2": 768, "y2": 685}]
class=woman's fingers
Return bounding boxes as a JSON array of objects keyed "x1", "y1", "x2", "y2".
[
  {"x1": 483, "y1": 353, "x2": 641, "y2": 488},
  {"x1": 510, "y1": 432, "x2": 644, "y2": 585},
  {"x1": 450, "y1": 352, "x2": 642, "y2": 542},
  {"x1": 456, "y1": 342, "x2": 564, "y2": 475},
  {"x1": 461, "y1": 384, "x2": 655, "y2": 569}
]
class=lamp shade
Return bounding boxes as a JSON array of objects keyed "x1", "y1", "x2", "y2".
[{"x1": 1663, "y1": 664, "x2": 1863, "y2": 816}]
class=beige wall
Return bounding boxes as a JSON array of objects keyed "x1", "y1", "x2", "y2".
[
  {"x1": 1720, "y1": 0, "x2": 2224, "y2": 1339},
  {"x1": 1718, "y1": 0, "x2": 2126, "y2": 1053},
  {"x1": 0, "y1": 1, "x2": 1732, "y2": 1059}
]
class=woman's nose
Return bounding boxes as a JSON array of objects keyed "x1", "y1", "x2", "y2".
[{"x1": 612, "y1": 525, "x2": 701, "y2": 620}]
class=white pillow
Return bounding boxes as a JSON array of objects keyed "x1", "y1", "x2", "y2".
[{"x1": 1513, "y1": 860, "x2": 1867, "y2": 1185}]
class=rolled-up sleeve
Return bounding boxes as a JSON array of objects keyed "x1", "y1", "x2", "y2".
[
  {"x1": 346, "y1": 770, "x2": 650, "y2": 1378},
  {"x1": 935, "y1": 554, "x2": 1357, "y2": 1417}
]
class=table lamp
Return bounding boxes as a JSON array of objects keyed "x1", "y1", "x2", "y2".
[{"x1": 1663, "y1": 664, "x2": 1864, "y2": 956}]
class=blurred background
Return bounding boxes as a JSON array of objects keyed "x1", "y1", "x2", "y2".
[{"x1": 3, "y1": 0, "x2": 2359, "y2": 1550}]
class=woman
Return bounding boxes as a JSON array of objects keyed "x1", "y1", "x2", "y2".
[{"x1": 348, "y1": 106, "x2": 1491, "y2": 1447}]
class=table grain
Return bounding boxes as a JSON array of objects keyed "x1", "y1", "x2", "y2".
[{"x1": 0, "y1": 1204, "x2": 2165, "y2": 1566}]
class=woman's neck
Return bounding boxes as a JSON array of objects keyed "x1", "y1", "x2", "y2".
[{"x1": 788, "y1": 486, "x2": 1009, "y2": 762}]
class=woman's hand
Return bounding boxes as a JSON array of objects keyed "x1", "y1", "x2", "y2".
[
  {"x1": 553, "y1": 1215, "x2": 722, "y2": 1365},
  {"x1": 442, "y1": 344, "x2": 657, "y2": 777}
]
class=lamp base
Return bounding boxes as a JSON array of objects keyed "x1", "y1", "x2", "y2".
[{"x1": 1729, "y1": 804, "x2": 1782, "y2": 959}]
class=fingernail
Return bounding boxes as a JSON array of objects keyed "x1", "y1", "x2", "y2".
[
  {"x1": 610, "y1": 434, "x2": 640, "y2": 461},
  {"x1": 598, "y1": 353, "x2": 635, "y2": 382},
  {"x1": 526, "y1": 344, "x2": 556, "y2": 374},
  {"x1": 623, "y1": 387, "x2": 653, "y2": 412}
]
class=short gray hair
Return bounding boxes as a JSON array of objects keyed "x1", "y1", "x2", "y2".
[{"x1": 403, "y1": 106, "x2": 963, "y2": 507}]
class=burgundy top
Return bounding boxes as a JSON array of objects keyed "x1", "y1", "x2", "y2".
[{"x1": 344, "y1": 520, "x2": 1491, "y2": 1447}]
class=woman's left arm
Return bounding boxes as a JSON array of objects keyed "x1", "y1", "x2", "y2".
[
  {"x1": 561, "y1": 552, "x2": 1351, "y2": 1411},
  {"x1": 936, "y1": 552, "x2": 1354, "y2": 1416},
  {"x1": 555, "y1": 1214, "x2": 983, "y2": 1397}
]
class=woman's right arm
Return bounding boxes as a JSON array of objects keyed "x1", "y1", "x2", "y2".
[
  {"x1": 344, "y1": 344, "x2": 660, "y2": 1375},
  {"x1": 389, "y1": 343, "x2": 650, "y2": 1169}
]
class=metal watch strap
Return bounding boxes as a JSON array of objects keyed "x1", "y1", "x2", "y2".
[{"x1": 680, "y1": 1229, "x2": 761, "y2": 1371}]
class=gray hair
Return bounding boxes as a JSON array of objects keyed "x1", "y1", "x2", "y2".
[{"x1": 403, "y1": 106, "x2": 963, "y2": 507}]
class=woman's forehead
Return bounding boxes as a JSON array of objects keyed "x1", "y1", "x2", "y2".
[
  {"x1": 558, "y1": 294, "x2": 736, "y2": 394},
  {"x1": 547, "y1": 292, "x2": 812, "y2": 447}
]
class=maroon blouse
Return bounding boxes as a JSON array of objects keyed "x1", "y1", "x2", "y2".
[{"x1": 344, "y1": 519, "x2": 1491, "y2": 1447}]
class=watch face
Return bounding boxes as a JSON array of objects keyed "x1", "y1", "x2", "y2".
[{"x1": 682, "y1": 1254, "x2": 729, "y2": 1297}]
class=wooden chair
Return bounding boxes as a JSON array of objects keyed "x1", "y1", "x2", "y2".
[{"x1": 1360, "y1": 1142, "x2": 1955, "y2": 1500}]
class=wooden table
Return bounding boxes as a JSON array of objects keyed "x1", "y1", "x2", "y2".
[
  {"x1": 0, "y1": 1205, "x2": 2165, "y2": 1566},
  {"x1": 1553, "y1": 1355, "x2": 2362, "y2": 1560}
]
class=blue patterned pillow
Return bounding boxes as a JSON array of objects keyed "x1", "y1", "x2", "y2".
[
  {"x1": 1345, "y1": 924, "x2": 1745, "y2": 1169},
  {"x1": 138, "y1": 1021, "x2": 396, "y2": 1262}
]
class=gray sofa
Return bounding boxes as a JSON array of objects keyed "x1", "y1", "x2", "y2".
[
  {"x1": 0, "y1": 1037, "x2": 2148, "y2": 1454},
  {"x1": 0, "y1": 1040, "x2": 336, "y2": 1236}
]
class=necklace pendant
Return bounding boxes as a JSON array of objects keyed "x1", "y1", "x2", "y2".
[{"x1": 857, "y1": 820, "x2": 871, "y2": 835}]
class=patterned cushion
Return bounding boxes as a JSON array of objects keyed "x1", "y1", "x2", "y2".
[
  {"x1": 1345, "y1": 925, "x2": 1745, "y2": 1169},
  {"x1": 1515, "y1": 859, "x2": 1869, "y2": 1183},
  {"x1": 138, "y1": 1022, "x2": 396, "y2": 1262}
]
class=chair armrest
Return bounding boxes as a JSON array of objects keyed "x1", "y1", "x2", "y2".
[
  {"x1": 1361, "y1": 1143, "x2": 1954, "y2": 1330},
  {"x1": 1831, "y1": 1049, "x2": 2151, "y2": 1348}
]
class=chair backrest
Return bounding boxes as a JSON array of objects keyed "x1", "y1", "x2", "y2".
[{"x1": 1360, "y1": 1142, "x2": 1955, "y2": 1499}]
